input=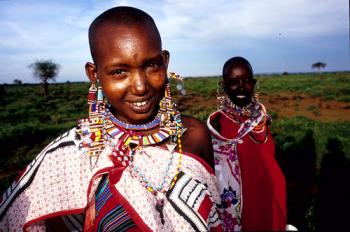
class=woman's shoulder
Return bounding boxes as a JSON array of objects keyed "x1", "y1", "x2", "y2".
[
  {"x1": 0, "y1": 128, "x2": 82, "y2": 218},
  {"x1": 181, "y1": 115, "x2": 211, "y2": 146},
  {"x1": 44, "y1": 127, "x2": 81, "y2": 154},
  {"x1": 22, "y1": 128, "x2": 82, "y2": 172},
  {"x1": 206, "y1": 110, "x2": 223, "y2": 133},
  {"x1": 182, "y1": 115, "x2": 207, "y2": 134},
  {"x1": 181, "y1": 115, "x2": 214, "y2": 169},
  {"x1": 25, "y1": 127, "x2": 83, "y2": 167}
]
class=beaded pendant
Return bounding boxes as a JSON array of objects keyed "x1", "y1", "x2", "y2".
[{"x1": 78, "y1": 85, "x2": 107, "y2": 157}]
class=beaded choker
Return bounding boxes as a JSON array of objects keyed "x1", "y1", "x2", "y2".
[
  {"x1": 105, "y1": 111, "x2": 174, "y2": 166},
  {"x1": 224, "y1": 100, "x2": 261, "y2": 118},
  {"x1": 107, "y1": 107, "x2": 161, "y2": 131}
]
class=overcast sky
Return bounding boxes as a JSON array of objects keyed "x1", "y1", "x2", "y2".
[{"x1": 0, "y1": 0, "x2": 349, "y2": 83}]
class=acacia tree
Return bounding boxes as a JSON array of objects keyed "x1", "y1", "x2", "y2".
[
  {"x1": 29, "y1": 60, "x2": 61, "y2": 96},
  {"x1": 13, "y1": 79, "x2": 22, "y2": 86},
  {"x1": 312, "y1": 62, "x2": 326, "y2": 73}
]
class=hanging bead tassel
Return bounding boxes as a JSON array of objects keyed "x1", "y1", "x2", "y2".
[
  {"x1": 253, "y1": 80, "x2": 260, "y2": 102},
  {"x1": 88, "y1": 84, "x2": 97, "y2": 114},
  {"x1": 169, "y1": 72, "x2": 186, "y2": 96},
  {"x1": 217, "y1": 80, "x2": 228, "y2": 111},
  {"x1": 159, "y1": 82, "x2": 180, "y2": 139},
  {"x1": 155, "y1": 195, "x2": 165, "y2": 225},
  {"x1": 78, "y1": 82, "x2": 108, "y2": 169},
  {"x1": 97, "y1": 86, "x2": 104, "y2": 112}
]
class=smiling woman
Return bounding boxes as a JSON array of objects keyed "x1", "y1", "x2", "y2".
[
  {"x1": 85, "y1": 19, "x2": 168, "y2": 125},
  {"x1": 0, "y1": 6, "x2": 222, "y2": 232},
  {"x1": 207, "y1": 57, "x2": 287, "y2": 231}
]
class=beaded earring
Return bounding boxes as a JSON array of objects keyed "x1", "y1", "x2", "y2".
[
  {"x1": 159, "y1": 80, "x2": 183, "y2": 145},
  {"x1": 169, "y1": 72, "x2": 186, "y2": 96},
  {"x1": 78, "y1": 82, "x2": 107, "y2": 162},
  {"x1": 253, "y1": 80, "x2": 259, "y2": 103},
  {"x1": 217, "y1": 80, "x2": 230, "y2": 110}
]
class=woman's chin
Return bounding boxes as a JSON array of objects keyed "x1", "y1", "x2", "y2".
[{"x1": 128, "y1": 110, "x2": 160, "y2": 125}]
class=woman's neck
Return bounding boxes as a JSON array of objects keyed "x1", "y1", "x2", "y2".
[{"x1": 224, "y1": 100, "x2": 260, "y2": 118}]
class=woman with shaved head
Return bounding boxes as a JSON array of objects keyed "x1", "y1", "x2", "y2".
[
  {"x1": 207, "y1": 57, "x2": 287, "y2": 231},
  {"x1": 0, "y1": 6, "x2": 222, "y2": 231}
]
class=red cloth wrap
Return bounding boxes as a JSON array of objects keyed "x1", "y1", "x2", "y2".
[{"x1": 219, "y1": 115, "x2": 286, "y2": 231}]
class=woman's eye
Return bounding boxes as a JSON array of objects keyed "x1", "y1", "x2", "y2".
[
  {"x1": 110, "y1": 69, "x2": 127, "y2": 77},
  {"x1": 147, "y1": 62, "x2": 162, "y2": 71},
  {"x1": 225, "y1": 79, "x2": 239, "y2": 86},
  {"x1": 114, "y1": 70, "x2": 124, "y2": 75}
]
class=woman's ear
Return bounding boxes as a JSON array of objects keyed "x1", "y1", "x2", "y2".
[
  {"x1": 162, "y1": 50, "x2": 170, "y2": 70},
  {"x1": 252, "y1": 78, "x2": 257, "y2": 90},
  {"x1": 85, "y1": 62, "x2": 97, "y2": 83}
]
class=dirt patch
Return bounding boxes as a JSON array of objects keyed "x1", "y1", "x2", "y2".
[
  {"x1": 174, "y1": 94, "x2": 217, "y2": 115},
  {"x1": 175, "y1": 92, "x2": 350, "y2": 122},
  {"x1": 261, "y1": 92, "x2": 350, "y2": 122}
]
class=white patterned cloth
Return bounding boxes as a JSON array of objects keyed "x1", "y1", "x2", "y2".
[
  {"x1": 0, "y1": 128, "x2": 222, "y2": 231},
  {"x1": 207, "y1": 113, "x2": 243, "y2": 232},
  {"x1": 206, "y1": 104, "x2": 267, "y2": 231}
]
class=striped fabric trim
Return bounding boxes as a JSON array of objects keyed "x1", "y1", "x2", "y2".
[
  {"x1": 95, "y1": 176, "x2": 136, "y2": 232},
  {"x1": 166, "y1": 171, "x2": 221, "y2": 231},
  {"x1": 97, "y1": 205, "x2": 136, "y2": 232},
  {"x1": 61, "y1": 214, "x2": 84, "y2": 232},
  {"x1": 95, "y1": 177, "x2": 112, "y2": 216}
]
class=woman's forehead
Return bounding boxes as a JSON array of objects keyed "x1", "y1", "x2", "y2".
[
  {"x1": 93, "y1": 23, "x2": 162, "y2": 64},
  {"x1": 224, "y1": 64, "x2": 253, "y2": 78},
  {"x1": 97, "y1": 23, "x2": 160, "y2": 44}
]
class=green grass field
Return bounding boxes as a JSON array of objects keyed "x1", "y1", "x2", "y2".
[
  {"x1": 0, "y1": 72, "x2": 349, "y2": 231},
  {"x1": 185, "y1": 72, "x2": 350, "y2": 101},
  {"x1": 1, "y1": 72, "x2": 349, "y2": 173},
  {"x1": 182, "y1": 72, "x2": 350, "y2": 162}
]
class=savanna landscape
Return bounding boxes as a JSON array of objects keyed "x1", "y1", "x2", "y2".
[{"x1": 0, "y1": 72, "x2": 349, "y2": 230}]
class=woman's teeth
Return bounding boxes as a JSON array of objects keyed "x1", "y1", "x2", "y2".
[{"x1": 133, "y1": 101, "x2": 148, "y2": 106}]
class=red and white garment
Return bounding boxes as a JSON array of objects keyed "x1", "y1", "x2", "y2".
[
  {"x1": 207, "y1": 103, "x2": 287, "y2": 231},
  {"x1": 0, "y1": 128, "x2": 222, "y2": 231}
]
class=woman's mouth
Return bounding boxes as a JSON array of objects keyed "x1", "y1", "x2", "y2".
[
  {"x1": 132, "y1": 101, "x2": 148, "y2": 107},
  {"x1": 126, "y1": 99, "x2": 153, "y2": 114},
  {"x1": 236, "y1": 95, "x2": 247, "y2": 99}
]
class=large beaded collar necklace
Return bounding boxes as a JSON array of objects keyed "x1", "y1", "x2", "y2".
[
  {"x1": 224, "y1": 99, "x2": 261, "y2": 119},
  {"x1": 105, "y1": 107, "x2": 184, "y2": 225},
  {"x1": 105, "y1": 108, "x2": 176, "y2": 167},
  {"x1": 220, "y1": 100, "x2": 266, "y2": 161}
]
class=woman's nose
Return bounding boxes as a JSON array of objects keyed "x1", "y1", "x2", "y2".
[
  {"x1": 239, "y1": 79, "x2": 244, "y2": 90},
  {"x1": 131, "y1": 70, "x2": 148, "y2": 95}
]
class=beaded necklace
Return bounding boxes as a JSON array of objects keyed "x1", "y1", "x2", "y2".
[
  {"x1": 105, "y1": 112, "x2": 175, "y2": 167},
  {"x1": 221, "y1": 101, "x2": 265, "y2": 161},
  {"x1": 224, "y1": 99, "x2": 261, "y2": 118},
  {"x1": 79, "y1": 79, "x2": 184, "y2": 224},
  {"x1": 105, "y1": 109, "x2": 184, "y2": 225}
]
